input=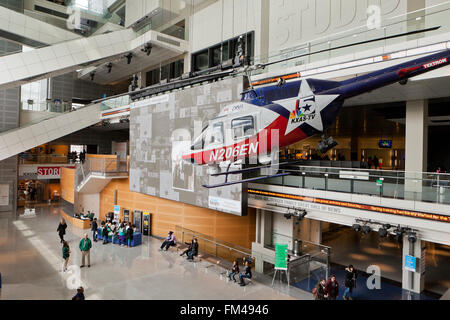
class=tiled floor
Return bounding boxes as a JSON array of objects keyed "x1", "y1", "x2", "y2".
[{"x1": 0, "y1": 204, "x2": 311, "y2": 300}]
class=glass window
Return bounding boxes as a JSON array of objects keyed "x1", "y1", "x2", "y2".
[
  {"x1": 193, "y1": 50, "x2": 208, "y2": 71},
  {"x1": 232, "y1": 116, "x2": 255, "y2": 140},
  {"x1": 205, "y1": 122, "x2": 224, "y2": 146}
]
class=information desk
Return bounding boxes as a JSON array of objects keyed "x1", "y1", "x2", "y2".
[
  {"x1": 96, "y1": 227, "x2": 142, "y2": 247},
  {"x1": 61, "y1": 210, "x2": 91, "y2": 230}
]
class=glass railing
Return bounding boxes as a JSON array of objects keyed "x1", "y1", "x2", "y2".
[
  {"x1": 75, "y1": 156, "x2": 128, "y2": 189},
  {"x1": 174, "y1": 226, "x2": 253, "y2": 266},
  {"x1": 252, "y1": 164, "x2": 450, "y2": 205},
  {"x1": 251, "y1": 1, "x2": 450, "y2": 76},
  {"x1": 20, "y1": 100, "x2": 72, "y2": 113},
  {"x1": 18, "y1": 154, "x2": 71, "y2": 164},
  {"x1": 100, "y1": 95, "x2": 130, "y2": 111}
]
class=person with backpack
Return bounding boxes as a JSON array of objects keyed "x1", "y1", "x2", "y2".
[
  {"x1": 312, "y1": 279, "x2": 327, "y2": 300},
  {"x1": 57, "y1": 218, "x2": 67, "y2": 243},
  {"x1": 160, "y1": 231, "x2": 176, "y2": 251},
  {"x1": 343, "y1": 265, "x2": 357, "y2": 300},
  {"x1": 325, "y1": 274, "x2": 339, "y2": 300}
]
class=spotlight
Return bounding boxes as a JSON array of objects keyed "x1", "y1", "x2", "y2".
[
  {"x1": 361, "y1": 225, "x2": 371, "y2": 235},
  {"x1": 141, "y1": 42, "x2": 152, "y2": 56},
  {"x1": 106, "y1": 63, "x2": 113, "y2": 73},
  {"x1": 378, "y1": 227, "x2": 388, "y2": 238},
  {"x1": 352, "y1": 224, "x2": 361, "y2": 232},
  {"x1": 284, "y1": 213, "x2": 292, "y2": 220},
  {"x1": 408, "y1": 232, "x2": 417, "y2": 243},
  {"x1": 383, "y1": 224, "x2": 392, "y2": 230},
  {"x1": 298, "y1": 209, "x2": 307, "y2": 220},
  {"x1": 90, "y1": 72, "x2": 95, "y2": 81},
  {"x1": 125, "y1": 53, "x2": 133, "y2": 64},
  {"x1": 276, "y1": 78, "x2": 286, "y2": 87}
]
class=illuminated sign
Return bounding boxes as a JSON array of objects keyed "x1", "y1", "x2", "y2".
[
  {"x1": 379, "y1": 140, "x2": 392, "y2": 148},
  {"x1": 248, "y1": 189, "x2": 450, "y2": 223}
]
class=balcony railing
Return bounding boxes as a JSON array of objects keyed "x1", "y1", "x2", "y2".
[
  {"x1": 74, "y1": 157, "x2": 128, "y2": 189},
  {"x1": 252, "y1": 164, "x2": 450, "y2": 205}
]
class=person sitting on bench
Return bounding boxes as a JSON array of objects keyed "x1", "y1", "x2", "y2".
[
  {"x1": 186, "y1": 238, "x2": 199, "y2": 261},
  {"x1": 160, "y1": 231, "x2": 176, "y2": 251},
  {"x1": 180, "y1": 239, "x2": 194, "y2": 257},
  {"x1": 239, "y1": 261, "x2": 252, "y2": 286},
  {"x1": 228, "y1": 260, "x2": 240, "y2": 282}
]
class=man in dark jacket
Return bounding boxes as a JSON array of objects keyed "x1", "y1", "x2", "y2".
[
  {"x1": 91, "y1": 218, "x2": 98, "y2": 242},
  {"x1": 325, "y1": 275, "x2": 339, "y2": 300},
  {"x1": 72, "y1": 287, "x2": 85, "y2": 300},
  {"x1": 187, "y1": 238, "x2": 199, "y2": 261},
  {"x1": 239, "y1": 261, "x2": 252, "y2": 286},
  {"x1": 343, "y1": 265, "x2": 357, "y2": 300},
  {"x1": 313, "y1": 279, "x2": 327, "y2": 300},
  {"x1": 57, "y1": 219, "x2": 67, "y2": 243}
]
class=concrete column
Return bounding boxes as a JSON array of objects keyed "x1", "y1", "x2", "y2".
[
  {"x1": 405, "y1": 100, "x2": 428, "y2": 195},
  {"x1": 402, "y1": 236, "x2": 426, "y2": 294},
  {"x1": 293, "y1": 218, "x2": 322, "y2": 244}
]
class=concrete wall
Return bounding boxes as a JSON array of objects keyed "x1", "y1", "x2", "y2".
[{"x1": 0, "y1": 0, "x2": 23, "y2": 212}]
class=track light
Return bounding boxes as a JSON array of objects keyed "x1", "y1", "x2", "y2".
[
  {"x1": 284, "y1": 213, "x2": 292, "y2": 220},
  {"x1": 90, "y1": 72, "x2": 95, "y2": 81},
  {"x1": 378, "y1": 227, "x2": 388, "y2": 238},
  {"x1": 361, "y1": 225, "x2": 371, "y2": 235},
  {"x1": 141, "y1": 42, "x2": 152, "y2": 56},
  {"x1": 125, "y1": 53, "x2": 133, "y2": 64},
  {"x1": 106, "y1": 63, "x2": 113, "y2": 73},
  {"x1": 352, "y1": 224, "x2": 361, "y2": 232}
]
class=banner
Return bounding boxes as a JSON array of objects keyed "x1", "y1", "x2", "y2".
[{"x1": 114, "y1": 205, "x2": 120, "y2": 222}]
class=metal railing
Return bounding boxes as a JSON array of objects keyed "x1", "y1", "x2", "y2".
[
  {"x1": 174, "y1": 226, "x2": 253, "y2": 266},
  {"x1": 252, "y1": 164, "x2": 450, "y2": 205}
]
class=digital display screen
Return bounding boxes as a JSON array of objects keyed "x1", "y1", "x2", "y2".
[{"x1": 379, "y1": 140, "x2": 392, "y2": 148}]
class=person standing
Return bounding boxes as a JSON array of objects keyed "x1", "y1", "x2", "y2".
[
  {"x1": 57, "y1": 219, "x2": 67, "y2": 243},
  {"x1": 187, "y1": 238, "x2": 199, "y2": 261},
  {"x1": 91, "y1": 218, "x2": 98, "y2": 242},
  {"x1": 72, "y1": 287, "x2": 85, "y2": 300},
  {"x1": 325, "y1": 274, "x2": 339, "y2": 300},
  {"x1": 126, "y1": 223, "x2": 134, "y2": 247},
  {"x1": 79, "y1": 234, "x2": 92, "y2": 268},
  {"x1": 102, "y1": 223, "x2": 110, "y2": 245},
  {"x1": 62, "y1": 241, "x2": 70, "y2": 272},
  {"x1": 343, "y1": 265, "x2": 357, "y2": 300},
  {"x1": 313, "y1": 279, "x2": 328, "y2": 300}
]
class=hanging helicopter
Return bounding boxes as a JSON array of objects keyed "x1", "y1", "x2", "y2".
[{"x1": 182, "y1": 48, "x2": 450, "y2": 188}]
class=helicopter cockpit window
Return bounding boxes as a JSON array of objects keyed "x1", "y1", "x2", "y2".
[
  {"x1": 232, "y1": 116, "x2": 255, "y2": 140},
  {"x1": 191, "y1": 125, "x2": 208, "y2": 150},
  {"x1": 205, "y1": 122, "x2": 224, "y2": 146}
]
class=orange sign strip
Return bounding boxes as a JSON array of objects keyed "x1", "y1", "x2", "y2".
[
  {"x1": 102, "y1": 108, "x2": 130, "y2": 117},
  {"x1": 251, "y1": 72, "x2": 301, "y2": 87},
  {"x1": 248, "y1": 189, "x2": 450, "y2": 223}
]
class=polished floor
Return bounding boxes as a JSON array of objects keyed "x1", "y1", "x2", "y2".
[
  {"x1": 322, "y1": 225, "x2": 450, "y2": 296},
  {"x1": 0, "y1": 204, "x2": 311, "y2": 300}
]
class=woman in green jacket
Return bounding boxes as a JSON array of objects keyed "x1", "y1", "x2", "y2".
[{"x1": 62, "y1": 241, "x2": 70, "y2": 272}]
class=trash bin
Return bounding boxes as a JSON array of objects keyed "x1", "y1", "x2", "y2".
[{"x1": 294, "y1": 240, "x2": 300, "y2": 256}]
